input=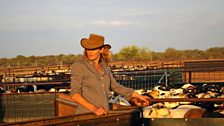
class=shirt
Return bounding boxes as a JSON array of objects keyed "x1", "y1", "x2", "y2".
[{"x1": 70, "y1": 58, "x2": 134, "y2": 114}]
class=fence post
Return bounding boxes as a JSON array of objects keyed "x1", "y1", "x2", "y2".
[{"x1": 189, "y1": 71, "x2": 192, "y2": 83}]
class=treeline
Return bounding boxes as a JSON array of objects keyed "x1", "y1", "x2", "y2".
[
  {"x1": 112, "y1": 46, "x2": 224, "y2": 61},
  {"x1": 0, "y1": 46, "x2": 224, "y2": 67}
]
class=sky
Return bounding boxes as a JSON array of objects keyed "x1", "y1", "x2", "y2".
[{"x1": 0, "y1": 0, "x2": 224, "y2": 58}]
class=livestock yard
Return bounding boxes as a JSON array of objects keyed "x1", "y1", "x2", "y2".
[{"x1": 0, "y1": 59, "x2": 224, "y2": 126}]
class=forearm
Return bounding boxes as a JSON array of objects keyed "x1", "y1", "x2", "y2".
[
  {"x1": 110, "y1": 74, "x2": 134, "y2": 99},
  {"x1": 72, "y1": 93, "x2": 97, "y2": 112}
]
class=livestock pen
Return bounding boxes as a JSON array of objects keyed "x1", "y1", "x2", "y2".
[
  {"x1": 1, "y1": 95, "x2": 224, "y2": 126},
  {"x1": 112, "y1": 60, "x2": 224, "y2": 90},
  {"x1": 0, "y1": 59, "x2": 224, "y2": 125},
  {"x1": 1, "y1": 92, "x2": 224, "y2": 126}
]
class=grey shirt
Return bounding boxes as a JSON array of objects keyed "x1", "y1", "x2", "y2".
[{"x1": 70, "y1": 58, "x2": 134, "y2": 114}]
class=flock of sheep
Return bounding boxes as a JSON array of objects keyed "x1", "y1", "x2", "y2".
[{"x1": 109, "y1": 83, "x2": 224, "y2": 118}]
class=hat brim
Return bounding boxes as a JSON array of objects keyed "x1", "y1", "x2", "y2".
[{"x1": 103, "y1": 44, "x2": 111, "y2": 49}]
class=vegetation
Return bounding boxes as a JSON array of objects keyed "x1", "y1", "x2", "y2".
[
  {"x1": 0, "y1": 46, "x2": 224, "y2": 67},
  {"x1": 112, "y1": 46, "x2": 152, "y2": 61}
]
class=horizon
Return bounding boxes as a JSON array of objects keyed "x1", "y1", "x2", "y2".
[{"x1": 1, "y1": 45, "x2": 222, "y2": 59}]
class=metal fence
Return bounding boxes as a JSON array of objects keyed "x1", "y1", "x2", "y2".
[
  {"x1": 112, "y1": 70, "x2": 168, "y2": 90},
  {"x1": 170, "y1": 69, "x2": 224, "y2": 85},
  {"x1": 169, "y1": 60, "x2": 224, "y2": 86},
  {"x1": 0, "y1": 93, "x2": 56, "y2": 123}
]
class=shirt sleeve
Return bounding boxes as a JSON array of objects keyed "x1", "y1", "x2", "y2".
[
  {"x1": 70, "y1": 61, "x2": 84, "y2": 96},
  {"x1": 109, "y1": 69, "x2": 134, "y2": 100}
]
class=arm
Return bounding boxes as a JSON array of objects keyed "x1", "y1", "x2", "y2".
[
  {"x1": 108, "y1": 68, "x2": 150, "y2": 107},
  {"x1": 109, "y1": 71, "x2": 134, "y2": 100},
  {"x1": 72, "y1": 93, "x2": 107, "y2": 116}
]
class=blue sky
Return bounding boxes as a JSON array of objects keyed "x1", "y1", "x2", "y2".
[{"x1": 0, "y1": 0, "x2": 223, "y2": 58}]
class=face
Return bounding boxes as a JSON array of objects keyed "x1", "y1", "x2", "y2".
[{"x1": 86, "y1": 48, "x2": 103, "y2": 62}]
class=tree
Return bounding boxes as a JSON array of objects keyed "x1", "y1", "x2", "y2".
[
  {"x1": 205, "y1": 47, "x2": 224, "y2": 59},
  {"x1": 15, "y1": 55, "x2": 27, "y2": 67},
  {"x1": 164, "y1": 48, "x2": 183, "y2": 60},
  {"x1": 115, "y1": 45, "x2": 152, "y2": 61}
]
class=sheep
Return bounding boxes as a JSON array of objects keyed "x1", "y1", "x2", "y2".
[
  {"x1": 143, "y1": 103, "x2": 171, "y2": 118},
  {"x1": 0, "y1": 87, "x2": 5, "y2": 93}
]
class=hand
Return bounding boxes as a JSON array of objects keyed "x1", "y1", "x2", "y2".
[
  {"x1": 139, "y1": 95, "x2": 150, "y2": 107},
  {"x1": 130, "y1": 96, "x2": 150, "y2": 107},
  {"x1": 92, "y1": 107, "x2": 107, "y2": 116},
  {"x1": 131, "y1": 92, "x2": 151, "y2": 107}
]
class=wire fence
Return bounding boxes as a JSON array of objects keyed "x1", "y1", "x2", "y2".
[
  {"x1": 0, "y1": 93, "x2": 56, "y2": 123},
  {"x1": 113, "y1": 70, "x2": 168, "y2": 90}
]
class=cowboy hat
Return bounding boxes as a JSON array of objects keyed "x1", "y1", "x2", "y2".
[{"x1": 81, "y1": 34, "x2": 111, "y2": 49}]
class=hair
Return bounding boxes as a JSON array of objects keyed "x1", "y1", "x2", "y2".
[
  {"x1": 101, "y1": 47, "x2": 111, "y2": 63},
  {"x1": 82, "y1": 46, "x2": 111, "y2": 64}
]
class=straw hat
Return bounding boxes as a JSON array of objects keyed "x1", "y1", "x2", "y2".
[{"x1": 81, "y1": 34, "x2": 111, "y2": 49}]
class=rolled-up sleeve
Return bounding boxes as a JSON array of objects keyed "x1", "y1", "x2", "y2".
[
  {"x1": 109, "y1": 71, "x2": 134, "y2": 100},
  {"x1": 70, "y1": 61, "x2": 84, "y2": 96}
]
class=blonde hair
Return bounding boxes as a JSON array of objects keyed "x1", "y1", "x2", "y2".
[
  {"x1": 101, "y1": 47, "x2": 111, "y2": 63},
  {"x1": 82, "y1": 47, "x2": 111, "y2": 64}
]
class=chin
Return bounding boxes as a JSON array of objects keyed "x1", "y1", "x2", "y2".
[{"x1": 88, "y1": 57, "x2": 94, "y2": 60}]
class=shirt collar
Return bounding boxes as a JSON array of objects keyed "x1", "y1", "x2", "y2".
[{"x1": 83, "y1": 58, "x2": 107, "y2": 67}]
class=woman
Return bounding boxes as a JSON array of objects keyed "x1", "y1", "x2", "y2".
[{"x1": 70, "y1": 34, "x2": 150, "y2": 116}]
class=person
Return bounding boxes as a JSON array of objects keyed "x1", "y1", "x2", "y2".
[{"x1": 70, "y1": 33, "x2": 150, "y2": 116}]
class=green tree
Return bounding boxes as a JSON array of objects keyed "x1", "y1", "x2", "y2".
[
  {"x1": 115, "y1": 45, "x2": 152, "y2": 61},
  {"x1": 190, "y1": 49, "x2": 205, "y2": 59},
  {"x1": 15, "y1": 55, "x2": 27, "y2": 67},
  {"x1": 205, "y1": 47, "x2": 224, "y2": 59},
  {"x1": 151, "y1": 51, "x2": 164, "y2": 61},
  {"x1": 164, "y1": 48, "x2": 183, "y2": 60}
]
